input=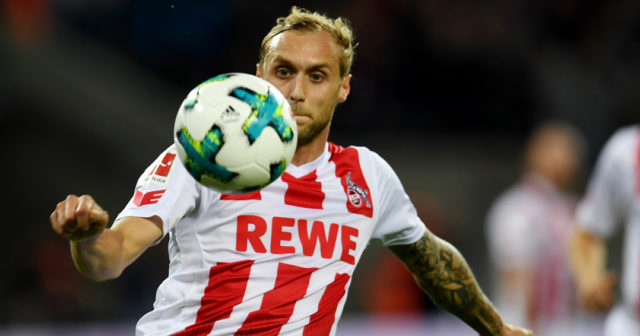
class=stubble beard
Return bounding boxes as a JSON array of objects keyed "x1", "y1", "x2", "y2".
[{"x1": 293, "y1": 106, "x2": 334, "y2": 147}]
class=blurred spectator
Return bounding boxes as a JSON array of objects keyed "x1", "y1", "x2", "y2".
[
  {"x1": 485, "y1": 122, "x2": 587, "y2": 334},
  {"x1": 570, "y1": 125, "x2": 640, "y2": 335}
]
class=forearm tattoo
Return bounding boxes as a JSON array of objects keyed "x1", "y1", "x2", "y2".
[{"x1": 390, "y1": 232, "x2": 504, "y2": 336}]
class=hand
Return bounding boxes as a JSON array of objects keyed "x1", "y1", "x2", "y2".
[
  {"x1": 499, "y1": 323, "x2": 533, "y2": 336},
  {"x1": 578, "y1": 271, "x2": 617, "y2": 311},
  {"x1": 50, "y1": 194, "x2": 109, "y2": 242}
]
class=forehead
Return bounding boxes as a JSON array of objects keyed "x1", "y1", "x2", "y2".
[{"x1": 265, "y1": 30, "x2": 341, "y2": 71}]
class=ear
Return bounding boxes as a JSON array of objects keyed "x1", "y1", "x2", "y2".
[
  {"x1": 337, "y1": 74, "x2": 351, "y2": 103},
  {"x1": 256, "y1": 63, "x2": 263, "y2": 78}
]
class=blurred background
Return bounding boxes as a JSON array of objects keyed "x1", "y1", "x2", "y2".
[{"x1": 2, "y1": 0, "x2": 639, "y2": 335}]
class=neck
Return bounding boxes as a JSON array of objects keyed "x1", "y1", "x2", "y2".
[{"x1": 291, "y1": 126, "x2": 330, "y2": 166}]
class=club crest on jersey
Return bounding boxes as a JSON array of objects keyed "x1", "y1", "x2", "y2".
[{"x1": 346, "y1": 172, "x2": 371, "y2": 208}]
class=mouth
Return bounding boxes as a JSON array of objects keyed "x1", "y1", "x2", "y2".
[
  {"x1": 292, "y1": 108, "x2": 310, "y2": 121},
  {"x1": 294, "y1": 115, "x2": 311, "y2": 124}
]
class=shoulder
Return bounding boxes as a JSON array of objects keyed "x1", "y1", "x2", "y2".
[
  {"x1": 596, "y1": 125, "x2": 639, "y2": 169},
  {"x1": 611, "y1": 124, "x2": 639, "y2": 139},
  {"x1": 327, "y1": 142, "x2": 399, "y2": 186},
  {"x1": 151, "y1": 144, "x2": 183, "y2": 176},
  {"x1": 137, "y1": 143, "x2": 198, "y2": 191},
  {"x1": 136, "y1": 145, "x2": 179, "y2": 181},
  {"x1": 488, "y1": 182, "x2": 537, "y2": 219},
  {"x1": 604, "y1": 125, "x2": 638, "y2": 154},
  {"x1": 327, "y1": 142, "x2": 375, "y2": 159},
  {"x1": 327, "y1": 142, "x2": 390, "y2": 168},
  {"x1": 490, "y1": 184, "x2": 526, "y2": 211}
]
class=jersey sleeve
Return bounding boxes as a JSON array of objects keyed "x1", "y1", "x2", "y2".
[
  {"x1": 368, "y1": 151, "x2": 427, "y2": 246},
  {"x1": 115, "y1": 145, "x2": 200, "y2": 238},
  {"x1": 485, "y1": 191, "x2": 538, "y2": 269},
  {"x1": 576, "y1": 129, "x2": 633, "y2": 238}
]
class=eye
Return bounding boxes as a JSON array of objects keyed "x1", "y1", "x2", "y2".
[
  {"x1": 310, "y1": 72, "x2": 325, "y2": 82},
  {"x1": 275, "y1": 68, "x2": 291, "y2": 78}
]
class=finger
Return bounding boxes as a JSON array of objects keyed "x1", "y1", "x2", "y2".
[
  {"x1": 50, "y1": 201, "x2": 66, "y2": 235},
  {"x1": 585, "y1": 290, "x2": 604, "y2": 310},
  {"x1": 75, "y1": 195, "x2": 95, "y2": 231},
  {"x1": 62, "y1": 195, "x2": 79, "y2": 233},
  {"x1": 582, "y1": 289, "x2": 601, "y2": 311},
  {"x1": 89, "y1": 206, "x2": 109, "y2": 229},
  {"x1": 599, "y1": 290, "x2": 615, "y2": 310},
  {"x1": 593, "y1": 296, "x2": 611, "y2": 311},
  {"x1": 586, "y1": 287, "x2": 613, "y2": 311},
  {"x1": 597, "y1": 274, "x2": 617, "y2": 309},
  {"x1": 58, "y1": 199, "x2": 75, "y2": 234}
]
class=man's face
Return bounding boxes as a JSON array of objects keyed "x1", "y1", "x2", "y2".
[{"x1": 258, "y1": 30, "x2": 350, "y2": 146}]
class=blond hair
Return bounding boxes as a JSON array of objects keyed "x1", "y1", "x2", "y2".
[{"x1": 259, "y1": 6, "x2": 357, "y2": 77}]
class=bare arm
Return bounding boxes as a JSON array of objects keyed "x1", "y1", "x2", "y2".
[
  {"x1": 50, "y1": 194, "x2": 163, "y2": 281},
  {"x1": 568, "y1": 225, "x2": 616, "y2": 311},
  {"x1": 389, "y1": 230, "x2": 532, "y2": 336}
]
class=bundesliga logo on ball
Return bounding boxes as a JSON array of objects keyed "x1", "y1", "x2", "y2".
[{"x1": 173, "y1": 73, "x2": 298, "y2": 194}]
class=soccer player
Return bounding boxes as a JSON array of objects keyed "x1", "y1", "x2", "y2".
[
  {"x1": 485, "y1": 122, "x2": 584, "y2": 334},
  {"x1": 50, "y1": 7, "x2": 532, "y2": 336},
  {"x1": 569, "y1": 125, "x2": 640, "y2": 335}
]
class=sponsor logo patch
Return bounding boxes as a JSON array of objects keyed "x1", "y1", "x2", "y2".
[
  {"x1": 138, "y1": 152, "x2": 176, "y2": 187},
  {"x1": 133, "y1": 189, "x2": 166, "y2": 207}
]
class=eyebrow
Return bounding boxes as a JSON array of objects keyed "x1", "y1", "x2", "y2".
[{"x1": 271, "y1": 56, "x2": 332, "y2": 72}]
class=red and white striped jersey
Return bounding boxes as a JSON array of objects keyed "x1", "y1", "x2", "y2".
[
  {"x1": 577, "y1": 125, "x2": 640, "y2": 321},
  {"x1": 116, "y1": 142, "x2": 426, "y2": 336},
  {"x1": 486, "y1": 174, "x2": 577, "y2": 329}
]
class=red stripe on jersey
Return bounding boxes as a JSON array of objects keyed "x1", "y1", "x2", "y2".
[
  {"x1": 328, "y1": 142, "x2": 374, "y2": 218},
  {"x1": 220, "y1": 191, "x2": 262, "y2": 201},
  {"x1": 303, "y1": 273, "x2": 351, "y2": 335},
  {"x1": 172, "y1": 260, "x2": 253, "y2": 336},
  {"x1": 235, "y1": 263, "x2": 317, "y2": 335},
  {"x1": 282, "y1": 170, "x2": 325, "y2": 209}
]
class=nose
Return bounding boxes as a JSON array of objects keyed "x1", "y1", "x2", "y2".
[{"x1": 288, "y1": 74, "x2": 306, "y2": 103}]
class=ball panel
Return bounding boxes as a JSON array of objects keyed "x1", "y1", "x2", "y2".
[
  {"x1": 227, "y1": 161, "x2": 271, "y2": 190},
  {"x1": 229, "y1": 86, "x2": 294, "y2": 145},
  {"x1": 175, "y1": 125, "x2": 237, "y2": 184}
]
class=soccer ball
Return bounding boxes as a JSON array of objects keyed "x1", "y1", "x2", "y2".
[{"x1": 173, "y1": 73, "x2": 297, "y2": 194}]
